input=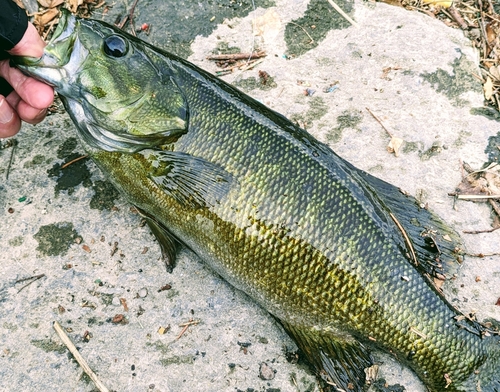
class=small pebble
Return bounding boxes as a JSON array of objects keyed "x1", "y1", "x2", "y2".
[
  {"x1": 259, "y1": 362, "x2": 276, "y2": 380},
  {"x1": 138, "y1": 288, "x2": 148, "y2": 298},
  {"x1": 112, "y1": 297, "x2": 121, "y2": 306}
]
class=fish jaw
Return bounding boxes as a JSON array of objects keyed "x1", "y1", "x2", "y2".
[{"x1": 13, "y1": 10, "x2": 86, "y2": 96}]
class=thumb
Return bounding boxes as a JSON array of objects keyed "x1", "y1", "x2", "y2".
[{"x1": 8, "y1": 23, "x2": 45, "y2": 58}]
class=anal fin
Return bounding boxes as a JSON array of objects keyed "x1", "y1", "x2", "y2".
[
  {"x1": 280, "y1": 320, "x2": 373, "y2": 392},
  {"x1": 135, "y1": 207, "x2": 181, "y2": 273}
]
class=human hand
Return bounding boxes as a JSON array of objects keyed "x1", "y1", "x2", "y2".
[{"x1": 0, "y1": 22, "x2": 54, "y2": 138}]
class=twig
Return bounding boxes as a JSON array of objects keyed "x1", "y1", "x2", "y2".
[
  {"x1": 466, "y1": 251, "x2": 500, "y2": 257},
  {"x1": 366, "y1": 107, "x2": 393, "y2": 138},
  {"x1": 326, "y1": 0, "x2": 359, "y2": 28},
  {"x1": 489, "y1": 199, "x2": 500, "y2": 217},
  {"x1": 454, "y1": 194, "x2": 500, "y2": 200},
  {"x1": 216, "y1": 58, "x2": 266, "y2": 76},
  {"x1": 5, "y1": 139, "x2": 16, "y2": 181},
  {"x1": 61, "y1": 155, "x2": 88, "y2": 169},
  {"x1": 42, "y1": 16, "x2": 59, "y2": 41},
  {"x1": 117, "y1": 0, "x2": 140, "y2": 35},
  {"x1": 463, "y1": 226, "x2": 500, "y2": 234},
  {"x1": 390, "y1": 212, "x2": 418, "y2": 265},
  {"x1": 207, "y1": 51, "x2": 266, "y2": 61},
  {"x1": 176, "y1": 319, "x2": 200, "y2": 340},
  {"x1": 238, "y1": 58, "x2": 265, "y2": 72},
  {"x1": 447, "y1": 6, "x2": 469, "y2": 29},
  {"x1": 288, "y1": 22, "x2": 315, "y2": 45},
  {"x1": 53, "y1": 321, "x2": 110, "y2": 392},
  {"x1": 16, "y1": 273, "x2": 45, "y2": 293}
]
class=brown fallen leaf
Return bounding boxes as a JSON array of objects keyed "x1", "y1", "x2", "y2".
[
  {"x1": 422, "y1": 0, "x2": 452, "y2": 7},
  {"x1": 68, "y1": 0, "x2": 84, "y2": 12},
  {"x1": 387, "y1": 136, "x2": 403, "y2": 157},
  {"x1": 37, "y1": 0, "x2": 65, "y2": 8},
  {"x1": 34, "y1": 7, "x2": 59, "y2": 28},
  {"x1": 484, "y1": 76, "x2": 494, "y2": 101}
]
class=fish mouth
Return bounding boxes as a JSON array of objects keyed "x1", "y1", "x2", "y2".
[{"x1": 13, "y1": 9, "x2": 79, "y2": 86}]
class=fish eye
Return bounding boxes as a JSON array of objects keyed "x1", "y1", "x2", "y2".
[{"x1": 103, "y1": 35, "x2": 128, "y2": 57}]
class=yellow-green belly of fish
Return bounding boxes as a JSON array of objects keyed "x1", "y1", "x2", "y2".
[{"x1": 15, "y1": 10, "x2": 500, "y2": 391}]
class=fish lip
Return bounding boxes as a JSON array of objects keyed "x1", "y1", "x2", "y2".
[{"x1": 12, "y1": 9, "x2": 77, "y2": 84}]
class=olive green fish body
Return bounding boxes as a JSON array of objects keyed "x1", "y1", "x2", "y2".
[{"x1": 15, "y1": 11, "x2": 500, "y2": 391}]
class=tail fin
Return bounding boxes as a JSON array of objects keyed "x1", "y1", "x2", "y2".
[{"x1": 477, "y1": 335, "x2": 500, "y2": 392}]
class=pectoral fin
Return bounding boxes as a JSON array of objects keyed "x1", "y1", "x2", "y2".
[
  {"x1": 147, "y1": 151, "x2": 233, "y2": 209},
  {"x1": 135, "y1": 206, "x2": 181, "y2": 273},
  {"x1": 281, "y1": 321, "x2": 373, "y2": 392}
]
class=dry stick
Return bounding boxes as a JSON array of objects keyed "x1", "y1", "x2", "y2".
[
  {"x1": 216, "y1": 58, "x2": 266, "y2": 76},
  {"x1": 118, "y1": 0, "x2": 140, "y2": 34},
  {"x1": 15, "y1": 274, "x2": 45, "y2": 284},
  {"x1": 53, "y1": 321, "x2": 110, "y2": 392},
  {"x1": 366, "y1": 107, "x2": 393, "y2": 137},
  {"x1": 176, "y1": 319, "x2": 200, "y2": 340},
  {"x1": 207, "y1": 52, "x2": 266, "y2": 61},
  {"x1": 463, "y1": 226, "x2": 500, "y2": 234},
  {"x1": 326, "y1": 0, "x2": 359, "y2": 27},
  {"x1": 5, "y1": 141, "x2": 16, "y2": 181},
  {"x1": 61, "y1": 155, "x2": 88, "y2": 169},
  {"x1": 288, "y1": 22, "x2": 315, "y2": 44},
  {"x1": 447, "y1": 6, "x2": 469, "y2": 29},
  {"x1": 239, "y1": 58, "x2": 265, "y2": 72},
  {"x1": 16, "y1": 274, "x2": 45, "y2": 293},
  {"x1": 489, "y1": 198, "x2": 500, "y2": 217},
  {"x1": 389, "y1": 213, "x2": 418, "y2": 266},
  {"x1": 467, "y1": 251, "x2": 500, "y2": 257},
  {"x1": 42, "y1": 16, "x2": 59, "y2": 41},
  {"x1": 455, "y1": 194, "x2": 500, "y2": 200}
]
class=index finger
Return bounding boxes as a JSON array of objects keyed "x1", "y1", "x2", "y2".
[{"x1": 0, "y1": 60, "x2": 54, "y2": 110}]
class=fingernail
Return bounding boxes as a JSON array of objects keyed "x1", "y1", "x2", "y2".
[
  {"x1": 36, "y1": 108, "x2": 47, "y2": 118},
  {"x1": 0, "y1": 98, "x2": 14, "y2": 124}
]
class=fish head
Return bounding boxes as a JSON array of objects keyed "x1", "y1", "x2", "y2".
[{"x1": 14, "y1": 10, "x2": 188, "y2": 152}]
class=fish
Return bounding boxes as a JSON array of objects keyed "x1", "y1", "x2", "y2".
[{"x1": 14, "y1": 10, "x2": 500, "y2": 392}]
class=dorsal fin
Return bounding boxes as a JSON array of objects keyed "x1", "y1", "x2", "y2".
[{"x1": 343, "y1": 160, "x2": 465, "y2": 282}]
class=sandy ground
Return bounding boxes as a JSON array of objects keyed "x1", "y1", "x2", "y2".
[{"x1": 1, "y1": 1, "x2": 499, "y2": 391}]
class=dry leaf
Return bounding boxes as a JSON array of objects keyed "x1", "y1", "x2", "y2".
[
  {"x1": 422, "y1": 0, "x2": 453, "y2": 7},
  {"x1": 434, "y1": 277, "x2": 445, "y2": 290},
  {"x1": 37, "y1": 0, "x2": 64, "y2": 8},
  {"x1": 252, "y1": 9, "x2": 282, "y2": 43},
  {"x1": 484, "y1": 76, "x2": 494, "y2": 101},
  {"x1": 490, "y1": 66, "x2": 500, "y2": 81},
  {"x1": 68, "y1": 0, "x2": 84, "y2": 12},
  {"x1": 34, "y1": 7, "x2": 59, "y2": 28},
  {"x1": 387, "y1": 136, "x2": 403, "y2": 157}
]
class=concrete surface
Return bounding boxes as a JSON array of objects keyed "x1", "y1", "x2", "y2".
[{"x1": 1, "y1": 0, "x2": 499, "y2": 391}]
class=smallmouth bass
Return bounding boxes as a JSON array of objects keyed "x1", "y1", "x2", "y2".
[{"x1": 14, "y1": 10, "x2": 500, "y2": 391}]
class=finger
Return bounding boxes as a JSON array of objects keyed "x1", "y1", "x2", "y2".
[
  {"x1": 8, "y1": 23, "x2": 46, "y2": 58},
  {"x1": 0, "y1": 61, "x2": 54, "y2": 110},
  {"x1": 0, "y1": 96, "x2": 21, "y2": 137},
  {"x1": 16, "y1": 100, "x2": 47, "y2": 125},
  {"x1": 5, "y1": 88, "x2": 48, "y2": 125}
]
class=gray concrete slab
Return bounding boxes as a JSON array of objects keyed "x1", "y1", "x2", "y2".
[{"x1": 1, "y1": 1, "x2": 499, "y2": 391}]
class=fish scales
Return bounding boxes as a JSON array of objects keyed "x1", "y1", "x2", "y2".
[{"x1": 14, "y1": 11, "x2": 500, "y2": 391}]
